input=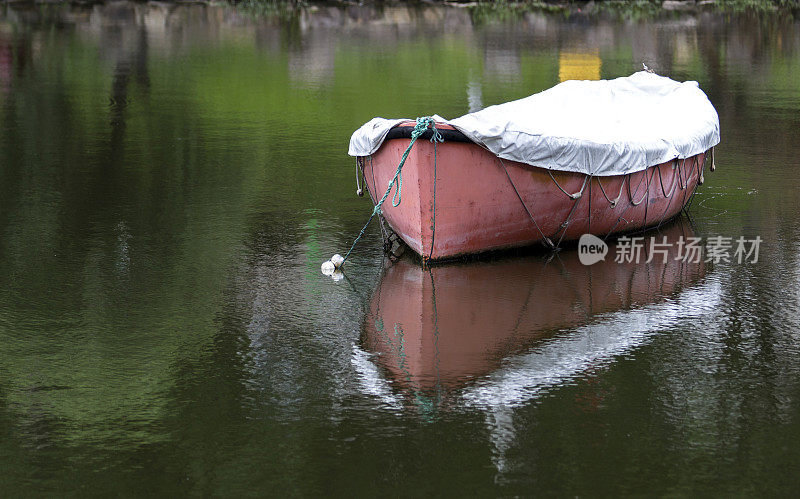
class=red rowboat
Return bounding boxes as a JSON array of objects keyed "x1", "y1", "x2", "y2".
[
  {"x1": 359, "y1": 121, "x2": 709, "y2": 262},
  {"x1": 349, "y1": 72, "x2": 719, "y2": 263}
]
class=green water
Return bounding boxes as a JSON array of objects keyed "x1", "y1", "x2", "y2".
[{"x1": 1, "y1": 2, "x2": 799, "y2": 496}]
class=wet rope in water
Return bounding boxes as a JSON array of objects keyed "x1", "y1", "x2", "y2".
[{"x1": 342, "y1": 116, "x2": 441, "y2": 265}]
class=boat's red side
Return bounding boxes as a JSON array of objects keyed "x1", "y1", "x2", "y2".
[{"x1": 361, "y1": 122, "x2": 706, "y2": 261}]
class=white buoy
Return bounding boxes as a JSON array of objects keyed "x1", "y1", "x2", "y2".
[{"x1": 322, "y1": 254, "x2": 346, "y2": 279}]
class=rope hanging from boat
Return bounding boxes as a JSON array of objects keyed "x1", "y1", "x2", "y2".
[
  {"x1": 485, "y1": 140, "x2": 696, "y2": 252},
  {"x1": 548, "y1": 170, "x2": 589, "y2": 200},
  {"x1": 429, "y1": 126, "x2": 444, "y2": 260},
  {"x1": 323, "y1": 117, "x2": 441, "y2": 274},
  {"x1": 498, "y1": 157, "x2": 555, "y2": 249},
  {"x1": 516, "y1": 148, "x2": 709, "y2": 249},
  {"x1": 596, "y1": 176, "x2": 625, "y2": 207},
  {"x1": 355, "y1": 158, "x2": 364, "y2": 197}
]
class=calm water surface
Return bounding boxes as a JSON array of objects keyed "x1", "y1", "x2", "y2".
[{"x1": 1, "y1": 2, "x2": 799, "y2": 495}]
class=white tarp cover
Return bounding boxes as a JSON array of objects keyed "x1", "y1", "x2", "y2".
[{"x1": 348, "y1": 71, "x2": 720, "y2": 176}]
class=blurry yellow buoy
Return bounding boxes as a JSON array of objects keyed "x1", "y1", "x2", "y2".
[{"x1": 558, "y1": 51, "x2": 601, "y2": 82}]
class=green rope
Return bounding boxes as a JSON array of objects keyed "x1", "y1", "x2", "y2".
[
  {"x1": 428, "y1": 125, "x2": 443, "y2": 259},
  {"x1": 342, "y1": 116, "x2": 439, "y2": 265}
]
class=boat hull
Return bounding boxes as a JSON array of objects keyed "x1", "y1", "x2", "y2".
[{"x1": 361, "y1": 123, "x2": 706, "y2": 261}]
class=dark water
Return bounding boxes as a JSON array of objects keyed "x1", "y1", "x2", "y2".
[{"x1": 1, "y1": 2, "x2": 799, "y2": 495}]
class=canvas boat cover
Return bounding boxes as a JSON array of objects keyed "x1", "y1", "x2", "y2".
[{"x1": 348, "y1": 71, "x2": 720, "y2": 177}]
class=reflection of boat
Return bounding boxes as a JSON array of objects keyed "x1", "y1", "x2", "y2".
[
  {"x1": 350, "y1": 72, "x2": 720, "y2": 262},
  {"x1": 358, "y1": 219, "x2": 708, "y2": 404}
]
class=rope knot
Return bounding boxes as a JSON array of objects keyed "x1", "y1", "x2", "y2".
[{"x1": 411, "y1": 116, "x2": 434, "y2": 139}]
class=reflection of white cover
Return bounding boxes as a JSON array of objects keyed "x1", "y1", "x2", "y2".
[
  {"x1": 462, "y1": 276, "x2": 723, "y2": 408},
  {"x1": 348, "y1": 72, "x2": 720, "y2": 176}
]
